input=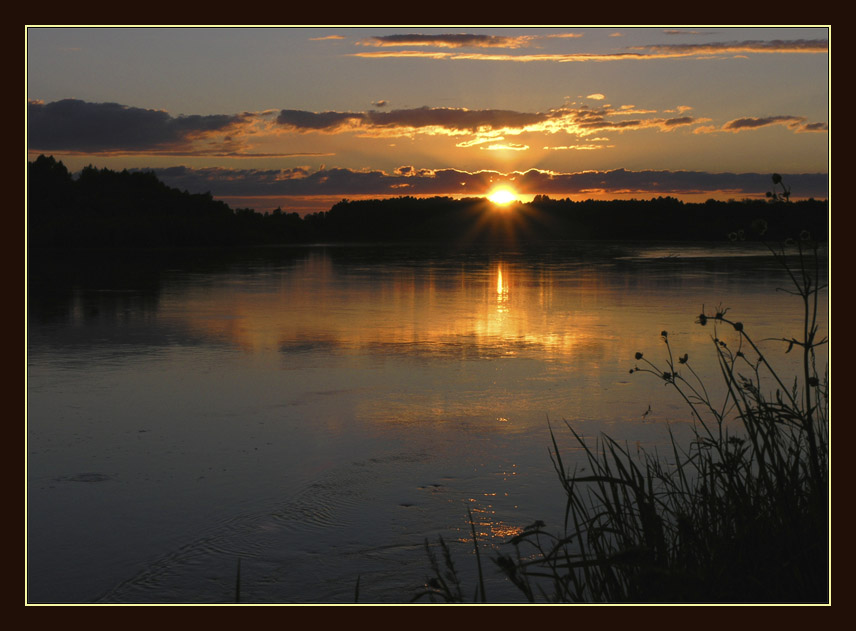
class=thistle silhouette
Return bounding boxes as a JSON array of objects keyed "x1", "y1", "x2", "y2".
[{"x1": 766, "y1": 173, "x2": 791, "y2": 202}]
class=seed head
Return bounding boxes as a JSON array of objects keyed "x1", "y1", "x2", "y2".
[{"x1": 751, "y1": 219, "x2": 768, "y2": 236}]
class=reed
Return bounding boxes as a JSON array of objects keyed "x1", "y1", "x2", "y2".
[
  {"x1": 235, "y1": 557, "x2": 241, "y2": 604},
  {"x1": 412, "y1": 507, "x2": 488, "y2": 603},
  {"x1": 419, "y1": 232, "x2": 828, "y2": 603}
]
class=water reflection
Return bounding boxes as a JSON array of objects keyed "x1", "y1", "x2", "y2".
[
  {"x1": 28, "y1": 244, "x2": 827, "y2": 426},
  {"x1": 27, "y1": 242, "x2": 828, "y2": 603}
]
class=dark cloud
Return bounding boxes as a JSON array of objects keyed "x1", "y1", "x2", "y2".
[
  {"x1": 520, "y1": 169, "x2": 828, "y2": 199},
  {"x1": 28, "y1": 99, "x2": 250, "y2": 152},
  {"x1": 140, "y1": 166, "x2": 314, "y2": 194},
  {"x1": 631, "y1": 39, "x2": 828, "y2": 55},
  {"x1": 275, "y1": 102, "x2": 700, "y2": 137},
  {"x1": 570, "y1": 106, "x2": 699, "y2": 133},
  {"x1": 720, "y1": 115, "x2": 829, "y2": 134},
  {"x1": 141, "y1": 165, "x2": 828, "y2": 201},
  {"x1": 276, "y1": 106, "x2": 548, "y2": 133},
  {"x1": 366, "y1": 107, "x2": 545, "y2": 132},
  {"x1": 360, "y1": 34, "x2": 533, "y2": 49},
  {"x1": 723, "y1": 115, "x2": 804, "y2": 130},
  {"x1": 663, "y1": 116, "x2": 696, "y2": 127},
  {"x1": 275, "y1": 109, "x2": 362, "y2": 130}
]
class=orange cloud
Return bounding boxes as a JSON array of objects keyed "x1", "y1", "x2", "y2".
[
  {"x1": 350, "y1": 38, "x2": 827, "y2": 63},
  {"x1": 481, "y1": 143, "x2": 529, "y2": 151},
  {"x1": 543, "y1": 144, "x2": 612, "y2": 151},
  {"x1": 274, "y1": 104, "x2": 708, "y2": 141},
  {"x1": 28, "y1": 98, "x2": 824, "y2": 163}
]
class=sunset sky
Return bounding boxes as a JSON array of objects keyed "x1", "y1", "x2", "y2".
[{"x1": 26, "y1": 26, "x2": 830, "y2": 215}]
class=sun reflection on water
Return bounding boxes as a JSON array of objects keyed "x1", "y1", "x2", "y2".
[
  {"x1": 496, "y1": 263, "x2": 509, "y2": 318},
  {"x1": 172, "y1": 254, "x2": 608, "y2": 364},
  {"x1": 462, "y1": 502, "x2": 526, "y2": 542}
]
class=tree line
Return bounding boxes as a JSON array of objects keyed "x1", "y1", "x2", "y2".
[{"x1": 28, "y1": 155, "x2": 828, "y2": 248}]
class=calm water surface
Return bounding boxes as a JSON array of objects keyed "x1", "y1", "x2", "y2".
[{"x1": 26, "y1": 241, "x2": 828, "y2": 603}]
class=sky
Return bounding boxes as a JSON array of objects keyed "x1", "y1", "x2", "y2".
[{"x1": 26, "y1": 26, "x2": 830, "y2": 215}]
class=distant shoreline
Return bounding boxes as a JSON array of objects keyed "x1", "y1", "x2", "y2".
[{"x1": 28, "y1": 155, "x2": 828, "y2": 250}]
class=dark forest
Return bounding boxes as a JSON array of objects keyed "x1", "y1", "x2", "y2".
[{"x1": 28, "y1": 155, "x2": 828, "y2": 249}]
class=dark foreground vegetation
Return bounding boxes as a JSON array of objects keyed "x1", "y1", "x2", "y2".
[
  {"x1": 28, "y1": 155, "x2": 828, "y2": 248},
  {"x1": 415, "y1": 226, "x2": 828, "y2": 604}
]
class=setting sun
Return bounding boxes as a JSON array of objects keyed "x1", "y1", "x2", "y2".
[{"x1": 488, "y1": 188, "x2": 518, "y2": 205}]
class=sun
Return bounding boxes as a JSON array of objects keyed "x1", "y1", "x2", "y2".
[{"x1": 487, "y1": 187, "x2": 518, "y2": 205}]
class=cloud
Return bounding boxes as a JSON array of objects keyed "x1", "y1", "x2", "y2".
[
  {"x1": 630, "y1": 39, "x2": 828, "y2": 56},
  {"x1": 481, "y1": 143, "x2": 529, "y2": 151},
  {"x1": 358, "y1": 33, "x2": 535, "y2": 49},
  {"x1": 663, "y1": 30, "x2": 715, "y2": 35},
  {"x1": 29, "y1": 98, "x2": 708, "y2": 160},
  {"x1": 565, "y1": 105, "x2": 705, "y2": 135},
  {"x1": 370, "y1": 107, "x2": 545, "y2": 132},
  {"x1": 276, "y1": 105, "x2": 547, "y2": 135},
  {"x1": 350, "y1": 38, "x2": 828, "y2": 63},
  {"x1": 275, "y1": 109, "x2": 362, "y2": 131},
  {"x1": 663, "y1": 116, "x2": 696, "y2": 128},
  {"x1": 543, "y1": 144, "x2": 612, "y2": 151},
  {"x1": 273, "y1": 103, "x2": 713, "y2": 141},
  {"x1": 28, "y1": 98, "x2": 256, "y2": 154},
  {"x1": 140, "y1": 164, "x2": 828, "y2": 202},
  {"x1": 702, "y1": 115, "x2": 828, "y2": 134},
  {"x1": 29, "y1": 98, "x2": 824, "y2": 163},
  {"x1": 723, "y1": 115, "x2": 806, "y2": 131},
  {"x1": 272, "y1": 103, "x2": 714, "y2": 146},
  {"x1": 372, "y1": 100, "x2": 388, "y2": 108},
  {"x1": 586, "y1": 93, "x2": 606, "y2": 100},
  {"x1": 799, "y1": 122, "x2": 829, "y2": 133}
]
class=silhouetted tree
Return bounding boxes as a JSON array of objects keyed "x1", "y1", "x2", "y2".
[{"x1": 27, "y1": 156, "x2": 827, "y2": 248}]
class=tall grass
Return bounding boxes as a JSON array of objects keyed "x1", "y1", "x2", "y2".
[{"x1": 417, "y1": 234, "x2": 829, "y2": 604}]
